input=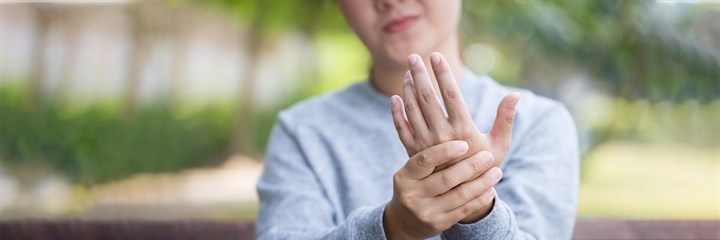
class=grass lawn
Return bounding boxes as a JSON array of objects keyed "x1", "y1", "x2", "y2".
[{"x1": 578, "y1": 141, "x2": 719, "y2": 219}]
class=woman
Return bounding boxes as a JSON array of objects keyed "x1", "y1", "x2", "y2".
[{"x1": 256, "y1": 0, "x2": 579, "y2": 239}]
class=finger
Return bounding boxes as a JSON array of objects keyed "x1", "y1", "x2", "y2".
[
  {"x1": 421, "y1": 151, "x2": 494, "y2": 196},
  {"x1": 408, "y1": 54, "x2": 450, "y2": 132},
  {"x1": 402, "y1": 140, "x2": 469, "y2": 180},
  {"x1": 430, "y1": 52, "x2": 472, "y2": 124},
  {"x1": 391, "y1": 95, "x2": 415, "y2": 149},
  {"x1": 489, "y1": 93, "x2": 521, "y2": 151},
  {"x1": 446, "y1": 187, "x2": 496, "y2": 222},
  {"x1": 434, "y1": 167, "x2": 502, "y2": 211},
  {"x1": 403, "y1": 72, "x2": 430, "y2": 140}
]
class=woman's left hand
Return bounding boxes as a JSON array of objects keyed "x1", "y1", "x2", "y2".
[{"x1": 390, "y1": 52, "x2": 520, "y2": 223}]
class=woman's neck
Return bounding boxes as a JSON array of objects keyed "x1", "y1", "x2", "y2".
[{"x1": 370, "y1": 42, "x2": 465, "y2": 97}]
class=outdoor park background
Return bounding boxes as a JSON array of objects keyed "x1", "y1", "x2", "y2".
[{"x1": 0, "y1": 0, "x2": 718, "y2": 221}]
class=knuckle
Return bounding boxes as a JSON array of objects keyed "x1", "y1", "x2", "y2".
[
  {"x1": 454, "y1": 184, "x2": 469, "y2": 201},
  {"x1": 405, "y1": 101, "x2": 415, "y2": 112},
  {"x1": 444, "y1": 87, "x2": 459, "y2": 100},
  {"x1": 419, "y1": 88, "x2": 435, "y2": 103},
  {"x1": 440, "y1": 172, "x2": 455, "y2": 188},
  {"x1": 393, "y1": 121, "x2": 403, "y2": 132},
  {"x1": 468, "y1": 157, "x2": 483, "y2": 173},
  {"x1": 416, "y1": 152, "x2": 431, "y2": 167},
  {"x1": 392, "y1": 172, "x2": 402, "y2": 183}
]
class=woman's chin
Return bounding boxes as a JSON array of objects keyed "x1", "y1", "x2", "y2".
[
  {"x1": 375, "y1": 50, "x2": 423, "y2": 69},
  {"x1": 372, "y1": 55, "x2": 407, "y2": 70}
]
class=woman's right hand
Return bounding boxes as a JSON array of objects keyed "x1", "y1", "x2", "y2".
[{"x1": 383, "y1": 140, "x2": 502, "y2": 239}]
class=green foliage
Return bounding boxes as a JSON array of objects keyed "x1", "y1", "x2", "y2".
[
  {"x1": 3, "y1": 0, "x2": 717, "y2": 184},
  {"x1": 462, "y1": 0, "x2": 719, "y2": 101},
  {"x1": 207, "y1": 0, "x2": 347, "y2": 34},
  {"x1": 584, "y1": 98, "x2": 720, "y2": 148},
  {"x1": 0, "y1": 85, "x2": 232, "y2": 184}
]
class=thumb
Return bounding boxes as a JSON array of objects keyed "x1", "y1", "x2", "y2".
[{"x1": 489, "y1": 93, "x2": 521, "y2": 150}]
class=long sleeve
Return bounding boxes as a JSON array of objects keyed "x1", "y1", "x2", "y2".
[
  {"x1": 443, "y1": 104, "x2": 580, "y2": 239},
  {"x1": 255, "y1": 116, "x2": 389, "y2": 240}
]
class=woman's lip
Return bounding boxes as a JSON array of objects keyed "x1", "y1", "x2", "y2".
[{"x1": 383, "y1": 16, "x2": 419, "y2": 34}]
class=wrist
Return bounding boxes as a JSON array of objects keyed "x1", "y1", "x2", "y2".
[
  {"x1": 383, "y1": 202, "x2": 404, "y2": 239},
  {"x1": 383, "y1": 201, "x2": 419, "y2": 240},
  {"x1": 459, "y1": 198, "x2": 495, "y2": 224}
]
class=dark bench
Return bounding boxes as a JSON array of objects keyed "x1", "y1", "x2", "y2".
[{"x1": 1, "y1": 219, "x2": 718, "y2": 239}]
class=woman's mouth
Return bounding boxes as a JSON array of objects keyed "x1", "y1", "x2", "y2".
[{"x1": 383, "y1": 16, "x2": 419, "y2": 34}]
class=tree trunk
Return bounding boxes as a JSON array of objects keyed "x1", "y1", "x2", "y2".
[
  {"x1": 28, "y1": 4, "x2": 51, "y2": 109},
  {"x1": 229, "y1": 1, "x2": 267, "y2": 156},
  {"x1": 124, "y1": 4, "x2": 145, "y2": 118},
  {"x1": 54, "y1": 10, "x2": 79, "y2": 103}
]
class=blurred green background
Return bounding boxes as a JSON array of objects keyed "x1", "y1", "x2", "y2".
[{"x1": 0, "y1": 0, "x2": 718, "y2": 220}]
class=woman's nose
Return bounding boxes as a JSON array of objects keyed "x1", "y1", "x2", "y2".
[{"x1": 375, "y1": 0, "x2": 405, "y2": 12}]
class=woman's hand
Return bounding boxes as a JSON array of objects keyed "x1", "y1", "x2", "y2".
[
  {"x1": 383, "y1": 140, "x2": 502, "y2": 239},
  {"x1": 390, "y1": 52, "x2": 520, "y2": 222}
]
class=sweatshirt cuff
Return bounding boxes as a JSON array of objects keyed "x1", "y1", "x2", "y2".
[
  {"x1": 443, "y1": 197, "x2": 515, "y2": 239},
  {"x1": 347, "y1": 203, "x2": 388, "y2": 240}
]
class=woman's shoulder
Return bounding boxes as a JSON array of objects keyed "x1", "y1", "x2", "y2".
[
  {"x1": 467, "y1": 73, "x2": 574, "y2": 134},
  {"x1": 481, "y1": 74, "x2": 561, "y2": 110},
  {"x1": 274, "y1": 81, "x2": 376, "y2": 133}
]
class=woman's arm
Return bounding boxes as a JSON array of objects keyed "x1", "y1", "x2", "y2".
[{"x1": 256, "y1": 118, "x2": 387, "y2": 239}]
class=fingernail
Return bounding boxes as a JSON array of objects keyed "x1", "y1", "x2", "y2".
[
  {"x1": 511, "y1": 92, "x2": 521, "y2": 105},
  {"x1": 480, "y1": 152, "x2": 493, "y2": 166},
  {"x1": 404, "y1": 71, "x2": 412, "y2": 81},
  {"x1": 391, "y1": 95, "x2": 399, "y2": 106},
  {"x1": 430, "y1": 53, "x2": 441, "y2": 65},
  {"x1": 484, "y1": 188, "x2": 497, "y2": 201},
  {"x1": 408, "y1": 54, "x2": 419, "y2": 66},
  {"x1": 489, "y1": 167, "x2": 502, "y2": 180},
  {"x1": 454, "y1": 141, "x2": 469, "y2": 153}
]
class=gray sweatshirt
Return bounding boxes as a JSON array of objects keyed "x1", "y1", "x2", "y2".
[{"x1": 256, "y1": 70, "x2": 579, "y2": 239}]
